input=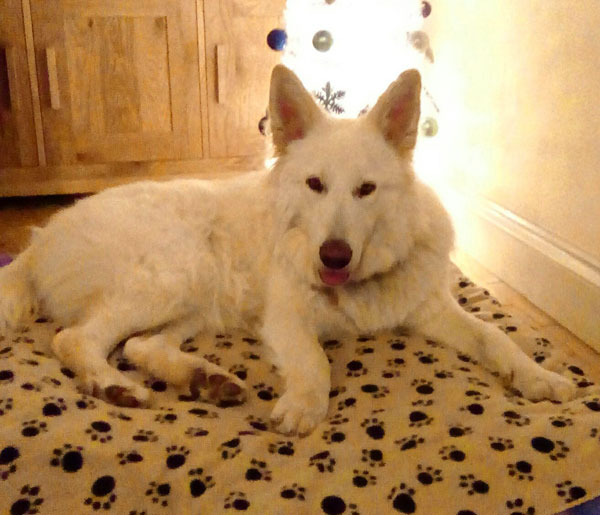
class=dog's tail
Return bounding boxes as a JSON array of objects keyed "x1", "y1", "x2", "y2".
[{"x1": 0, "y1": 248, "x2": 38, "y2": 331}]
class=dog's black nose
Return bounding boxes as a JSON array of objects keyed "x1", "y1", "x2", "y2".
[{"x1": 319, "y1": 239, "x2": 352, "y2": 269}]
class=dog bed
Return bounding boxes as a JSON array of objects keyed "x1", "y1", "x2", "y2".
[{"x1": 1, "y1": 266, "x2": 599, "y2": 515}]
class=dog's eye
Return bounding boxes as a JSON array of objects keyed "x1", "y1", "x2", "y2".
[
  {"x1": 306, "y1": 177, "x2": 325, "y2": 193},
  {"x1": 355, "y1": 182, "x2": 376, "y2": 198}
]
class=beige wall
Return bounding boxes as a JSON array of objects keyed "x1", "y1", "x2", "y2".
[
  {"x1": 418, "y1": 0, "x2": 600, "y2": 345},
  {"x1": 422, "y1": 0, "x2": 600, "y2": 258}
]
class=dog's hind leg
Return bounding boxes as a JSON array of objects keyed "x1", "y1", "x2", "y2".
[{"x1": 123, "y1": 318, "x2": 247, "y2": 407}]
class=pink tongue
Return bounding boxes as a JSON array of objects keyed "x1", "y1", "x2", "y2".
[{"x1": 319, "y1": 268, "x2": 350, "y2": 286}]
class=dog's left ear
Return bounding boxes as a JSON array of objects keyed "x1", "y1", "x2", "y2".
[
  {"x1": 367, "y1": 69, "x2": 421, "y2": 152},
  {"x1": 269, "y1": 65, "x2": 323, "y2": 155}
]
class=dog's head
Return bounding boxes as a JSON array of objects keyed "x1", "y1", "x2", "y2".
[{"x1": 268, "y1": 65, "x2": 423, "y2": 288}]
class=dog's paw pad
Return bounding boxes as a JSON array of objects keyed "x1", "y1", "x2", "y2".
[
  {"x1": 104, "y1": 385, "x2": 144, "y2": 408},
  {"x1": 189, "y1": 369, "x2": 247, "y2": 406}
]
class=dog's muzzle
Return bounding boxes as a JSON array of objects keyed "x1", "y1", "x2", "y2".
[{"x1": 319, "y1": 239, "x2": 352, "y2": 286}]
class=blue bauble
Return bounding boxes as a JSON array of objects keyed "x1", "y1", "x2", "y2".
[{"x1": 267, "y1": 29, "x2": 287, "y2": 51}]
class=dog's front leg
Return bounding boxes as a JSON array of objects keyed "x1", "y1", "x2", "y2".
[
  {"x1": 260, "y1": 276, "x2": 330, "y2": 436},
  {"x1": 411, "y1": 290, "x2": 577, "y2": 403}
]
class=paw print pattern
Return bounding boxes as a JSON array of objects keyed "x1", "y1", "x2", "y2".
[
  {"x1": 280, "y1": 483, "x2": 306, "y2": 500},
  {"x1": 322, "y1": 428, "x2": 347, "y2": 444},
  {"x1": 132, "y1": 430, "x2": 159, "y2": 443},
  {"x1": 459, "y1": 474, "x2": 490, "y2": 495},
  {"x1": 188, "y1": 468, "x2": 215, "y2": 498},
  {"x1": 381, "y1": 368, "x2": 401, "y2": 379},
  {"x1": 395, "y1": 434, "x2": 425, "y2": 451},
  {"x1": 448, "y1": 424, "x2": 472, "y2": 438},
  {"x1": 145, "y1": 481, "x2": 171, "y2": 507},
  {"x1": 154, "y1": 409, "x2": 178, "y2": 424},
  {"x1": 507, "y1": 461, "x2": 534, "y2": 481},
  {"x1": 219, "y1": 438, "x2": 241, "y2": 460},
  {"x1": 583, "y1": 398, "x2": 600, "y2": 412},
  {"x1": 323, "y1": 339, "x2": 342, "y2": 350},
  {"x1": 346, "y1": 360, "x2": 368, "y2": 377},
  {"x1": 434, "y1": 369, "x2": 454, "y2": 379},
  {"x1": 50, "y1": 444, "x2": 84, "y2": 472},
  {"x1": 75, "y1": 396, "x2": 97, "y2": 410},
  {"x1": 411, "y1": 379, "x2": 434, "y2": 395},
  {"x1": 245, "y1": 459, "x2": 272, "y2": 481},
  {"x1": 0, "y1": 346, "x2": 14, "y2": 359},
  {"x1": 0, "y1": 397, "x2": 14, "y2": 416},
  {"x1": 165, "y1": 446, "x2": 189, "y2": 470},
  {"x1": 416, "y1": 464, "x2": 443, "y2": 485},
  {"x1": 1, "y1": 445, "x2": 20, "y2": 480},
  {"x1": 21, "y1": 420, "x2": 48, "y2": 438},
  {"x1": 224, "y1": 491, "x2": 251, "y2": 511},
  {"x1": 556, "y1": 480, "x2": 587, "y2": 504},
  {"x1": 229, "y1": 364, "x2": 248, "y2": 381},
  {"x1": 439, "y1": 445, "x2": 466, "y2": 462},
  {"x1": 245, "y1": 415, "x2": 269, "y2": 431},
  {"x1": 387, "y1": 483, "x2": 417, "y2": 513},
  {"x1": 309, "y1": 450, "x2": 336, "y2": 473},
  {"x1": 408, "y1": 409, "x2": 433, "y2": 427},
  {"x1": 388, "y1": 338, "x2": 406, "y2": 351},
  {"x1": 42, "y1": 396, "x2": 67, "y2": 417},
  {"x1": 413, "y1": 351, "x2": 438, "y2": 364},
  {"x1": 85, "y1": 421, "x2": 113, "y2": 443},
  {"x1": 252, "y1": 383, "x2": 279, "y2": 401},
  {"x1": 185, "y1": 426, "x2": 209, "y2": 438},
  {"x1": 0, "y1": 369, "x2": 14, "y2": 384},
  {"x1": 269, "y1": 440, "x2": 295, "y2": 456},
  {"x1": 215, "y1": 339, "x2": 233, "y2": 349},
  {"x1": 117, "y1": 450, "x2": 143, "y2": 466},
  {"x1": 550, "y1": 415, "x2": 573, "y2": 428},
  {"x1": 84, "y1": 476, "x2": 117, "y2": 510},
  {"x1": 203, "y1": 353, "x2": 221, "y2": 366},
  {"x1": 10, "y1": 484, "x2": 44, "y2": 514},
  {"x1": 386, "y1": 357, "x2": 406, "y2": 370},
  {"x1": 361, "y1": 448, "x2": 385, "y2": 468},
  {"x1": 336, "y1": 397, "x2": 357, "y2": 412},
  {"x1": 530, "y1": 436, "x2": 569, "y2": 461},
  {"x1": 503, "y1": 410, "x2": 531, "y2": 427},
  {"x1": 352, "y1": 469, "x2": 377, "y2": 487},
  {"x1": 361, "y1": 418, "x2": 385, "y2": 440},
  {"x1": 489, "y1": 437, "x2": 514, "y2": 452},
  {"x1": 505, "y1": 498, "x2": 535, "y2": 514},
  {"x1": 360, "y1": 384, "x2": 389, "y2": 399},
  {"x1": 533, "y1": 350, "x2": 548, "y2": 364}
]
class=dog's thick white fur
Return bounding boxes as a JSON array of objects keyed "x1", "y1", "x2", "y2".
[{"x1": 0, "y1": 65, "x2": 576, "y2": 435}]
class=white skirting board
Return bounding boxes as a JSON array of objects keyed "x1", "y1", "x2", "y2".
[{"x1": 442, "y1": 188, "x2": 600, "y2": 351}]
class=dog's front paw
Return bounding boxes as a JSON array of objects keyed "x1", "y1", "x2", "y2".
[
  {"x1": 270, "y1": 388, "x2": 329, "y2": 436},
  {"x1": 513, "y1": 366, "x2": 576, "y2": 403}
]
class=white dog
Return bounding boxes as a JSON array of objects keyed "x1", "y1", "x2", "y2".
[{"x1": 0, "y1": 65, "x2": 576, "y2": 435}]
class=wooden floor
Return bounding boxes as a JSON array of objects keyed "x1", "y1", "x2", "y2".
[{"x1": 1, "y1": 195, "x2": 599, "y2": 375}]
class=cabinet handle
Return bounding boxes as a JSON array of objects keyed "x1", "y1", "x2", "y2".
[
  {"x1": 46, "y1": 47, "x2": 60, "y2": 110},
  {"x1": 4, "y1": 47, "x2": 21, "y2": 112},
  {"x1": 216, "y1": 44, "x2": 229, "y2": 104}
]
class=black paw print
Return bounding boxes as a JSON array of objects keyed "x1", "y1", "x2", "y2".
[
  {"x1": 439, "y1": 445, "x2": 466, "y2": 462},
  {"x1": 10, "y1": 484, "x2": 43, "y2": 514},
  {"x1": 322, "y1": 428, "x2": 346, "y2": 444},
  {"x1": 202, "y1": 353, "x2": 221, "y2": 366},
  {"x1": 590, "y1": 427, "x2": 599, "y2": 441},
  {"x1": 0, "y1": 397, "x2": 14, "y2": 415},
  {"x1": 459, "y1": 474, "x2": 489, "y2": 495},
  {"x1": 165, "y1": 445, "x2": 189, "y2": 469},
  {"x1": 188, "y1": 468, "x2": 215, "y2": 498},
  {"x1": 224, "y1": 491, "x2": 250, "y2": 510},
  {"x1": 361, "y1": 448, "x2": 385, "y2": 468},
  {"x1": 20, "y1": 381, "x2": 41, "y2": 393},
  {"x1": 241, "y1": 336, "x2": 260, "y2": 346},
  {"x1": 356, "y1": 344, "x2": 375, "y2": 355},
  {"x1": 411, "y1": 379, "x2": 434, "y2": 395},
  {"x1": 388, "y1": 338, "x2": 406, "y2": 351},
  {"x1": 361, "y1": 418, "x2": 385, "y2": 440},
  {"x1": 556, "y1": 480, "x2": 587, "y2": 504},
  {"x1": 50, "y1": 444, "x2": 84, "y2": 472},
  {"x1": 533, "y1": 350, "x2": 548, "y2": 363},
  {"x1": 549, "y1": 415, "x2": 573, "y2": 428},
  {"x1": 488, "y1": 437, "x2": 514, "y2": 452},
  {"x1": 381, "y1": 368, "x2": 401, "y2": 379},
  {"x1": 154, "y1": 409, "x2": 178, "y2": 424},
  {"x1": 229, "y1": 364, "x2": 248, "y2": 381},
  {"x1": 42, "y1": 396, "x2": 67, "y2": 417},
  {"x1": 387, "y1": 483, "x2": 417, "y2": 513},
  {"x1": 252, "y1": 383, "x2": 279, "y2": 401},
  {"x1": 245, "y1": 415, "x2": 269, "y2": 431},
  {"x1": 408, "y1": 409, "x2": 433, "y2": 427},
  {"x1": 145, "y1": 481, "x2": 171, "y2": 507},
  {"x1": 530, "y1": 436, "x2": 569, "y2": 461},
  {"x1": 185, "y1": 426, "x2": 209, "y2": 438},
  {"x1": 411, "y1": 398, "x2": 434, "y2": 407},
  {"x1": 21, "y1": 420, "x2": 48, "y2": 438},
  {"x1": 505, "y1": 497, "x2": 535, "y2": 514},
  {"x1": 456, "y1": 352, "x2": 478, "y2": 365},
  {"x1": 188, "y1": 407, "x2": 219, "y2": 420},
  {"x1": 413, "y1": 351, "x2": 438, "y2": 364},
  {"x1": 1, "y1": 445, "x2": 20, "y2": 480},
  {"x1": 386, "y1": 357, "x2": 406, "y2": 369},
  {"x1": 117, "y1": 450, "x2": 143, "y2": 466},
  {"x1": 352, "y1": 469, "x2": 377, "y2": 487},
  {"x1": 75, "y1": 396, "x2": 97, "y2": 410},
  {"x1": 85, "y1": 420, "x2": 112, "y2": 443},
  {"x1": 241, "y1": 350, "x2": 260, "y2": 361},
  {"x1": 0, "y1": 346, "x2": 14, "y2": 359},
  {"x1": 535, "y1": 337, "x2": 552, "y2": 348},
  {"x1": 132, "y1": 429, "x2": 158, "y2": 443},
  {"x1": 583, "y1": 397, "x2": 600, "y2": 412},
  {"x1": 360, "y1": 384, "x2": 389, "y2": 399},
  {"x1": 215, "y1": 338, "x2": 233, "y2": 349},
  {"x1": 84, "y1": 475, "x2": 117, "y2": 510},
  {"x1": 0, "y1": 369, "x2": 14, "y2": 384},
  {"x1": 280, "y1": 483, "x2": 306, "y2": 500},
  {"x1": 323, "y1": 339, "x2": 342, "y2": 350},
  {"x1": 346, "y1": 360, "x2": 368, "y2": 377},
  {"x1": 336, "y1": 397, "x2": 357, "y2": 412},
  {"x1": 507, "y1": 460, "x2": 534, "y2": 481},
  {"x1": 416, "y1": 464, "x2": 443, "y2": 485},
  {"x1": 448, "y1": 424, "x2": 472, "y2": 438},
  {"x1": 269, "y1": 440, "x2": 295, "y2": 456},
  {"x1": 395, "y1": 434, "x2": 425, "y2": 451},
  {"x1": 219, "y1": 438, "x2": 241, "y2": 460},
  {"x1": 245, "y1": 459, "x2": 272, "y2": 481},
  {"x1": 503, "y1": 410, "x2": 531, "y2": 427},
  {"x1": 309, "y1": 450, "x2": 336, "y2": 473},
  {"x1": 434, "y1": 369, "x2": 454, "y2": 379}
]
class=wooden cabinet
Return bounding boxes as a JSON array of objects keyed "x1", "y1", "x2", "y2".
[{"x1": 0, "y1": 0, "x2": 284, "y2": 196}]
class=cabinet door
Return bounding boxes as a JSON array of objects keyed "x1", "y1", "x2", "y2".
[
  {"x1": 205, "y1": 0, "x2": 284, "y2": 157},
  {"x1": 30, "y1": 0, "x2": 204, "y2": 165},
  {"x1": 0, "y1": 0, "x2": 38, "y2": 167}
]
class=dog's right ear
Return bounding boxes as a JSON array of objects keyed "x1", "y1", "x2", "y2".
[{"x1": 269, "y1": 65, "x2": 323, "y2": 155}]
